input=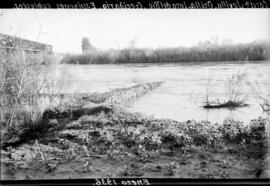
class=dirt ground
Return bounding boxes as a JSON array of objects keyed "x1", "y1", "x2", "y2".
[
  {"x1": 1, "y1": 106, "x2": 268, "y2": 180},
  {"x1": 1, "y1": 140, "x2": 266, "y2": 179}
]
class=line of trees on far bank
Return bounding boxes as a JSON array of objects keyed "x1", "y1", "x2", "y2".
[{"x1": 61, "y1": 40, "x2": 270, "y2": 64}]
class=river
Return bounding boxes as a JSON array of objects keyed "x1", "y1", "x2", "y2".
[{"x1": 52, "y1": 61, "x2": 270, "y2": 123}]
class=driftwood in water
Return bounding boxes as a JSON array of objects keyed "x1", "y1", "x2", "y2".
[{"x1": 203, "y1": 101, "x2": 249, "y2": 109}]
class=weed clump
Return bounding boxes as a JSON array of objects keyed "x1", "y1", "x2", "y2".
[{"x1": 203, "y1": 72, "x2": 250, "y2": 109}]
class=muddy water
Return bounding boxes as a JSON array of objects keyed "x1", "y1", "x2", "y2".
[{"x1": 52, "y1": 61, "x2": 270, "y2": 123}]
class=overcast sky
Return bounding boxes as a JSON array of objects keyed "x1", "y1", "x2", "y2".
[{"x1": 0, "y1": 9, "x2": 269, "y2": 53}]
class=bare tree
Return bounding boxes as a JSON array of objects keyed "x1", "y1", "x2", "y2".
[
  {"x1": 1, "y1": 50, "x2": 44, "y2": 126},
  {"x1": 248, "y1": 80, "x2": 270, "y2": 113},
  {"x1": 0, "y1": 36, "x2": 47, "y2": 126},
  {"x1": 225, "y1": 72, "x2": 249, "y2": 104},
  {"x1": 203, "y1": 72, "x2": 250, "y2": 108}
]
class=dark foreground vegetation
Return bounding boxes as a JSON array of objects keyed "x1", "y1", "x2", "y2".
[
  {"x1": 1, "y1": 86, "x2": 269, "y2": 179},
  {"x1": 61, "y1": 41, "x2": 269, "y2": 64},
  {"x1": 1, "y1": 104, "x2": 268, "y2": 179}
]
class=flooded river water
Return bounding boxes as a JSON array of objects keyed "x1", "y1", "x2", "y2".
[{"x1": 53, "y1": 61, "x2": 270, "y2": 123}]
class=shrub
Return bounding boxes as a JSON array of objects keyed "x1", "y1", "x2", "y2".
[
  {"x1": 203, "y1": 72, "x2": 250, "y2": 109},
  {"x1": 160, "y1": 128, "x2": 192, "y2": 151},
  {"x1": 185, "y1": 120, "x2": 222, "y2": 147},
  {"x1": 249, "y1": 117, "x2": 267, "y2": 141},
  {"x1": 139, "y1": 131, "x2": 161, "y2": 151},
  {"x1": 219, "y1": 119, "x2": 248, "y2": 143}
]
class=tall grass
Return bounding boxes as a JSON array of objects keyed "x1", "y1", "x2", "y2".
[{"x1": 61, "y1": 41, "x2": 269, "y2": 64}]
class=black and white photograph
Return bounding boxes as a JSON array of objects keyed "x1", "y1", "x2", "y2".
[{"x1": 0, "y1": 9, "x2": 270, "y2": 180}]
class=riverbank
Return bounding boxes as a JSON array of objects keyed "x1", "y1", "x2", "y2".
[
  {"x1": 1, "y1": 82, "x2": 164, "y2": 148},
  {"x1": 1, "y1": 107, "x2": 268, "y2": 179},
  {"x1": 0, "y1": 82, "x2": 269, "y2": 179}
]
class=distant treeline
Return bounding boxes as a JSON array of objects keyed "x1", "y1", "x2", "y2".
[{"x1": 61, "y1": 41, "x2": 269, "y2": 64}]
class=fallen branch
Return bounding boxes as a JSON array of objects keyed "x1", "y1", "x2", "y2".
[{"x1": 203, "y1": 101, "x2": 249, "y2": 109}]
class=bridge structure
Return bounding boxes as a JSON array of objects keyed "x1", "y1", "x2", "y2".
[{"x1": 0, "y1": 33, "x2": 53, "y2": 54}]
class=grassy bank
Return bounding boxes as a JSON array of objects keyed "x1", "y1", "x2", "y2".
[
  {"x1": 61, "y1": 41, "x2": 269, "y2": 64},
  {"x1": 0, "y1": 82, "x2": 164, "y2": 150},
  {"x1": 1, "y1": 102, "x2": 268, "y2": 179}
]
